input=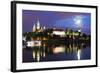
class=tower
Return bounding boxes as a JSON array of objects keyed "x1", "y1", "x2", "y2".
[
  {"x1": 43, "y1": 26, "x2": 45, "y2": 30},
  {"x1": 37, "y1": 20, "x2": 40, "y2": 30},
  {"x1": 33, "y1": 24, "x2": 36, "y2": 32}
]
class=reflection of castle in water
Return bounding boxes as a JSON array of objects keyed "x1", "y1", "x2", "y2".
[{"x1": 23, "y1": 42, "x2": 90, "y2": 62}]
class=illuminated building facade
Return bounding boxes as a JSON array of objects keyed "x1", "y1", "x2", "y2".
[{"x1": 32, "y1": 20, "x2": 45, "y2": 32}]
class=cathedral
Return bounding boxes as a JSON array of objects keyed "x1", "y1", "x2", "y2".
[{"x1": 32, "y1": 20, "x2": 45, "y2": 32}]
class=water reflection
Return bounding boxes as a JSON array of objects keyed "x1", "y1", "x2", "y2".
[
  {"x1": 23, "y1": 42, "x2": 91, "y2": 62},
  {"x1": 53, "y1": 46, "x2": 65, "y2": 54},
  {"x1": 77, "y1": 49, "x2": 81, "y2": 60}
]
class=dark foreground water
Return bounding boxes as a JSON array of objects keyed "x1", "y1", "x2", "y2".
[{"x1": 23, "y1": 42, "x2": 91, "y2": 63}]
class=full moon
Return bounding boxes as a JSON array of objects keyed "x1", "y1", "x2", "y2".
[
  {"x1": 74, "y1": 15, "x2": 83, "y2": 28},
  {"x1": 75, "y1": 19, "x2": 81, "y2": 25}
]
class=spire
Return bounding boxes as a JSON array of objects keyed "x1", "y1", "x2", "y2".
[
  {"x1": 33, "y1": 24, "x2": 36, "y2": 32},
  {"x1": 43, "y1": 26, "x2": 45, "y2": 30},
  {"x1": 37, "y1": 20, "x2": 40, "y2": 30}
]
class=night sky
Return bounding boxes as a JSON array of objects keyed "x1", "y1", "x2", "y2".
[{"x1": 22, "y1": 10, "x2": 91, "y2": 35}]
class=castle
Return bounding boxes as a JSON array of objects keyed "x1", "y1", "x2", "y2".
[
  {"x1": 32, "y1": 20, "x2": 81, "y2": 38},
  {"x1": 32, "y1": 20, "x2": 66, "y2": 37}
]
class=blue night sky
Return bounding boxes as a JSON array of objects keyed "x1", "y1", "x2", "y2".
[{"x1": 22, "y1": 10, "x2": 91, "y2": 34}]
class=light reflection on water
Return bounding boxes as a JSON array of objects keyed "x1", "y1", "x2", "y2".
[{"x1": 23, "y1": 42, "x2": 91, "y2": 63}]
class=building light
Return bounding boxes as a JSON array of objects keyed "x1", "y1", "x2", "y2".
[
  {"x1": 78, "y1": 29, "x2": 81, "y2": 32},
  {"x1": 27, "y1": 41, "x2": 41, "y2": 47},
  {"x1": 27, "y1": 41, "x2": 33, "y2": 47},
  {"x1": 53, "y1": 31, "x2": 65, "y2": 37}
]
